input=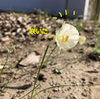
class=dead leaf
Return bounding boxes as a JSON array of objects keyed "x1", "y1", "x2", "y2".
[{"x1": 19, "y1": 51, "x2": 40, "y2": 66}]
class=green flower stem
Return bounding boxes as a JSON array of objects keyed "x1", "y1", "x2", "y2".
[
  {"x1": 36, "y1": 92, "x2": 41, "y2": 99},
  {"x1": 33, "y1": 84, "x2": 100, "y2": 97},
  {"x1": 0, "y1": 43, "x2": 13, "y2": 77},
  {"x1": 30, "y1": 45, "x2": 49, "y2": 99},
  {"x1": 46, "y1": 39, "x2": 55, "y2": 46},
  {"x1": 20, "y1": 83, "x2": 100, "y2": 99},
  {"x1": 0, "y1": 78, "x2": 11, "y2": 95},
  {"x1": 20, "y1": 84, "x2": 40, "y2": 99},
  {"x1": 43, "y1": 45, "x2": 57, "y2": 68}
]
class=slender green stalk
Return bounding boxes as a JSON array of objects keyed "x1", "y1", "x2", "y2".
[
  {"x1": 43, "y1": 45, "x2": 57, "y2": 68},
  {"x1": 36, "y1": 92, "x2": 41, "y2": 99},
  {"x1": 30, "y1": 45, "x2": 49, "y2": 99},
  {"x1": 20, "y1": 83, "x2": 100, "y2": 99},
  {"x1": 33, "y1": 84, "x2": 100, "y2": 97},
  {"x1": 45, "y1": 45, "x2": 57, "y2": 63},
  {"x1": 20, "y1": 83, "x2": 40, "y2": 99},
  {"x1": 0, "y1": 78, "x2": 11, "y2": 95},
  {"x1": 0, "y1": 43, "x2": 13, "y2": 77}
]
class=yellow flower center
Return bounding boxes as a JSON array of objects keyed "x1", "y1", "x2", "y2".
[{"x1": 57, "y1": 35, "x2": 69, "y2": 42}]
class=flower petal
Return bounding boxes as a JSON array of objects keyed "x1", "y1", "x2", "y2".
[
  {"x1": 55, "y1": 23, "x2": 79, "y2": 50},
  {"x1": 79, "y1": 36, "x2": 86, "y2": 45}
]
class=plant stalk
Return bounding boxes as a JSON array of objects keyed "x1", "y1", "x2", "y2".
[{"x1": 30, "y1": 45, "x2": 49, "y2": 99}]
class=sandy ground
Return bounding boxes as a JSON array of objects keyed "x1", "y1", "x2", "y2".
[{"x1": 0, "y1": 13, "x2": 100, "y2": 99}]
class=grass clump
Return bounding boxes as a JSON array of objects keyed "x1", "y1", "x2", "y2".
[{"x1": 75, "y1": 24, "x2": 85, "y2": 31}]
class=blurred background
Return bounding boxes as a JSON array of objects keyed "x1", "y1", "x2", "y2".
[{"x1": 0, "y1": 0, "x2": 100, "y2": 21}]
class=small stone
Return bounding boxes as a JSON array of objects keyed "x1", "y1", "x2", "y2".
[
  {"x1": 76, "y1": 83, "x2": 79, "y2": 85},
  {"x1": 58, "y1": 87, "x2": 61, "y2": 91},
  {"x1": 0, "y1": 65, "x2": 3, "y2": 69},
  {"x1": 44, "y1": 34, "x2": 50, "y2": 40},
  {"x1": 38, "y1": 73, "x2": 47, "y2": 82},
  {"x1": 84, "y1": 27, "x2": 89, "y2": 32},
  {"x1": 22, "y1": 29, "x2": 26, "y2": 33},
  {"x1": 68, "y1": 49, "x2": 73, "y2": 52},
  {"x1": 5, "y1": 23, "x2": 11, "y2": 28},
  {"x1": 12, "y1": 96, "x2": 19, "y2": 99},
  {"x1": 64, "y1": 81, "x2": 67, "y2": 84},
  {"x1": 4, "y1": 28, "x2": 8, "y2": 32},
  {"x1": 71, "y1": 82, "x2": 76, "y2": 84},
  {"x1": 90, "y1": 42, "x2": 95, "y2": 47},
  {"x1": 17, "y1": 17, "x2": 23, "y2": 23},
  {"x1": 81, "y1": 92, "x2": 87, "y2": 97},
  {"x1": 26, "y1": 25, "x2": 31, "y2": 30},
  {"x1": 47, "y1": 96, "x2": 52, "y2": 99},
  {"x1": 41, "y1": 20, "x2": 45, "y2": 24},
  {"x1": 89, "y1": 26, "x2": 92, "y2": 31},
  {"x1": 34, "y1": 75, "x2": 37, "y2": 79},
  {"x1": 12, "y1": 32, "x2": 16, "y2": 36},
  {"x1": 78, "y1": 48, "x2": 83, "y2": 53},
  {"x1": 10, "y1": 16, "x2": 16, "y2": 22},
  {"x1": 52, "y1": 84, "x2": 55, "y2": 86},
  {"x1": 46, "y1": 17, "x2": 50, "y2": 21},
  {"x1": 53, "y1": 87, "x2": 59, "y2": 92},
  {"x1": 81, "y1": 78, "x2": 85, "y2": 81},
  {"x1": 5, "y1": 32, "x2": 11, "y2": 35},
  {"x1": 46, "y1": 25, "x2": 51, "y2": 31},
  {"x1": 67, "y1": 87, "x2": 71, "y2": 91},
  {"x1": 54, "y1": 62, "x2": 58, "y2": 65},
  {"x1": 39, "y1": 34, "x2": 42, "y2": 37},
  {"x1": 82, "y1": 81, "x2": 86, "y2": 84},
  {"x1": 1, "y1": 36, "x2": 10, "y2": 42},
  {"x1": 89, "y1": 81, "x2": 94, "y2": 84},
  {"x1": 16, "y1": 25, "x2": 20, "y2": 28},
  {"x1": 17, "y1": 28, "x2": 21, "y2": 33},
  {"x1": 56, "y1": 19, "x2": 64, "y2": 24}
]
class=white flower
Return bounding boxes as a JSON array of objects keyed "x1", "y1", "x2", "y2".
[
  {"x1": 55, "y1": 23, "x2": 79, "y2": 50},
  {"x1": 78, "y1": 36, "x2": 86, "y2": 45}
]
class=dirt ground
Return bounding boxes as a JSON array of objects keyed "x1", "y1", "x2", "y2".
[{"x1": 0, "y1": 12, "x2": 100, "y2": 99}]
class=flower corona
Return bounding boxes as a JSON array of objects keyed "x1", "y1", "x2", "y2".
[{"x1": 57, "y1": 35, "x2": 69, "y2": 43}]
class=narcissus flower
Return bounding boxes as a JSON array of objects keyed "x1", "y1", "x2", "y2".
[
  {"x1": 55, "y1": 23, "x2": 79, "y2": 50},
  {"x1": 78, "y1": 36, "x2": 86, "y2": 45}
]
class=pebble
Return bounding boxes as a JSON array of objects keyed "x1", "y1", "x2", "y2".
[
  {"x1": 17, "y1": 28, "x2": 21, "y2": 33},
  {"x1": 81, "y1": 78, "x2": 85, "y2": 81},
  {"x1": 1, "y1": 36, "x2": 10, "y2": 41},
  {"x1": 12, "y1": 96, "x2": 19, "y2": 99},
  {"x1": 81, "y1": 92, "x2": 87, "y2": 97},
  {"x1": 53, "y1": 87, "x2": 59, "y2": 92},
  {"x1": 47, "y1": 96, "x2": 52, "y2": 99},
  {"x1": 4, "y1": 32, "x2": 11, "y2": 35}
]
